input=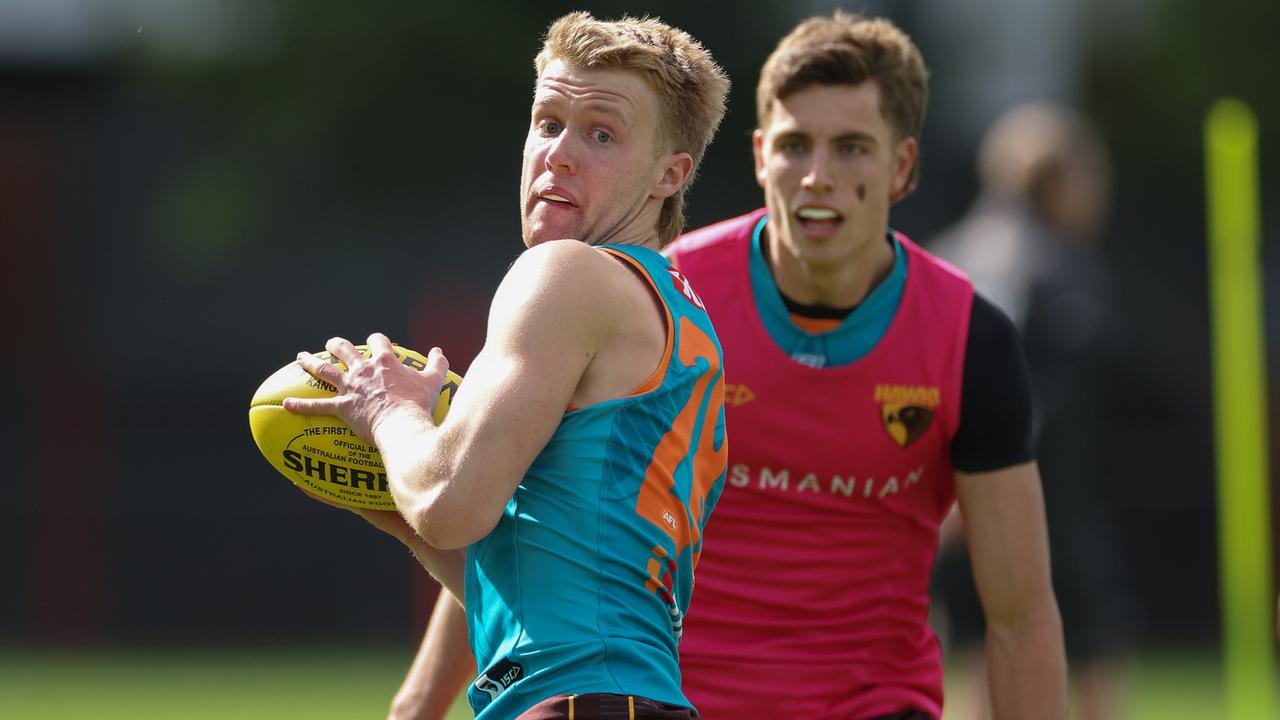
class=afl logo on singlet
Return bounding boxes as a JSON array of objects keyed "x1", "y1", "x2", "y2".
[
  {"x1": 661, "y1": 508, "x2": 678, "y2": 530},
  {"x1": 874, "y1": 384, "x2": 940, "y2": 448}
]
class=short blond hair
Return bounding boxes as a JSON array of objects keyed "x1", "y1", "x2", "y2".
[
  {"x1": 757, "y1": 11, "x2": 929, "y2": 196},
  {"x1": 536, "y1": 12, "x2": 730, "y2": 245}
]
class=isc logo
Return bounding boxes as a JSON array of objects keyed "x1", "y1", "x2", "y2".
[{"x1": 474, "y1": 658, "x2": 523, "y2": 702}]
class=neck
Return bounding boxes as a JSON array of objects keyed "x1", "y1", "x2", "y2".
[
  {"x1": 764, "y1": 225, "x2": 895, "y2": 308},
  {"x1": 599, "y1": 231, "x2": 662, "y2": 251},
  {"x1": 593, "y1": 198, "x2": 665, "y2": 250}
]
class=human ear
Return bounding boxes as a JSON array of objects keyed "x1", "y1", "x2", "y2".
[
  {"x1": 652, "y1": 152, "x2": 694, "y2": 199},
  {"x1": 888, "y1": 136, "x2": 918, "y2": 203}
]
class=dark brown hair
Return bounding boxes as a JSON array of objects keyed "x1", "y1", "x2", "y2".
[{"x1": 757, "y1": 11, "x2": 928, "y2": 194}]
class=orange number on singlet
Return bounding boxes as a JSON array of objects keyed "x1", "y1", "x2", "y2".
[{"x1": 635, "y1": 316, "x2": 726, "y2": 565}]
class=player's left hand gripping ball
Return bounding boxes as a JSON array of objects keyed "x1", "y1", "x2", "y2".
[{"x1": 248, "y1": 344, "x2": 462, "y2": 510}]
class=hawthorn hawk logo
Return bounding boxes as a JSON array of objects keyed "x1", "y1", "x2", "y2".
[{"x1": 874, "y1": 384, "x2": 940, "y2": 448}]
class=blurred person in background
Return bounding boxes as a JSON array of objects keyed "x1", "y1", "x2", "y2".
[
  {"x1": 288, "y1": 12, "x2": 731, "y2": 720},
  {"x1": 930, "y1": 103, "x2": 1139, "y2": 720},
  {"x1": 394, "y1": 12, "x2": 1067, "y2": 720}
]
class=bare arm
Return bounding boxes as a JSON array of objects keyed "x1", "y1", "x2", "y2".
[
  {"x1": 370, "y1": 240, "x2": 629, "y2": 549},
  {"x1": 287, "y1": 240, "x2": 630, "y2": 550},
  {"x1": 389, "y1": 590, "x2": 475, "y2": 720},
  {"x1": 955, "y1": 461, "x2": 1067, "y2": 720}
]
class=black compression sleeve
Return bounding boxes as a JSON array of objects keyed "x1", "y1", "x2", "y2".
[{"x1": 950, "y1": 293, "x2": 1036, "y2": 472}]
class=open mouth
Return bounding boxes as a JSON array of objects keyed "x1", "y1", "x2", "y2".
[
  {"x1": 537, "y1": 191, "x2": 578, "y2": 208},
  {"x1": 795, "y1": 206, "x2": 843, "y2": 234}
]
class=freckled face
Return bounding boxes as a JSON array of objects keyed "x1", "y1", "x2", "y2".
[
  {"x1": 753, "y1": 82, "x2": 916, "y2": 268},
  {"x1": 520, "y1": 60, "x2": 670, "y2": 248}
]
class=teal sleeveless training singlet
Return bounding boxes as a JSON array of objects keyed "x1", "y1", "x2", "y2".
[{"x1": 465, "y1": 243, "x2": 728, "y2": 719}]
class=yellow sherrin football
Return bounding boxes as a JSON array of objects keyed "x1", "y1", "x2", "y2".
[{"x1": 248, "y1": 344, "x2": 461, "y2": 510}]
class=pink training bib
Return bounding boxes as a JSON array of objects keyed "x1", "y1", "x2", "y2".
[{"x1": 666, "y1": 211, "x2": 973, "y2": 719}]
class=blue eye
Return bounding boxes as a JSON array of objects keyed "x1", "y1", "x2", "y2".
[
  {"x1": 541, "y1": 120, "x2": 561, "y2": 135},
  {"x1": 594, "y1": 130, "x2": 612, "y2": 143}
]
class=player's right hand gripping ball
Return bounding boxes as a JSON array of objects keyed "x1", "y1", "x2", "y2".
[{"x1": 248, "y1": 345, "x2": 461, "y2": 510}]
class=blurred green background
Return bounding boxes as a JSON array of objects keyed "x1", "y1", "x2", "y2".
[{"x1": 2, "y1": 0, "x2": 1277, "y2": 717}]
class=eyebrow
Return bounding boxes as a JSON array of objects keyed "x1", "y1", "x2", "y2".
[
  {"x1": 582, "y1": 102, "x2": 632, "y2": 129},
  {"x1": 832, "y1": 131, "x2": 878, "y2": 146},
  {"x1": 531, "y1": 94, "x2": 633, "y2": 129},
  {"x1": 773, "y1": 129, "x2": 880, "y2": 146}
]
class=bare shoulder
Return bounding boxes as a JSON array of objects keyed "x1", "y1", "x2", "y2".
[
  {"x1": 509, "y1": 239, "x2": 627, "y2": 289},
  {"x1": 501, "y1": 240, "x2": 647, "y2": 311},
  {"x1": 494, "y1": 240, "x2": 666, "y2": 406},
  {"x1": 489, "y1": 240, "x2": 643, "y2": 342}
]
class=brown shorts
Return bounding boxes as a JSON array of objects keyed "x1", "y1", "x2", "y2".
[{"x1": 517, "y1": 693, "x2": 698, "y2": 720}]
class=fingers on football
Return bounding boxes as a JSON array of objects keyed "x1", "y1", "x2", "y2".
[
  {"x1": 367, "y1": 332, "x2": 397, "y2": 358},
  {"x1": 282, "y1": 395, "x2": 345, "y2": 416},
  {"x1": 425, "y1": 346, "x2": 450, "y2": 376},
  {"x1": 325, "y1": 336, "x2": 363, "y2": 367},
  {"x1": 296, "y1": 350, "x2": 343, "y2": 386}
]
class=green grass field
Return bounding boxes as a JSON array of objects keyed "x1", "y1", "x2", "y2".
[{"x1": 0, "y1": 647, "x2": 1254, "y2": 719}]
